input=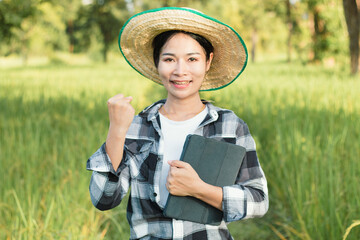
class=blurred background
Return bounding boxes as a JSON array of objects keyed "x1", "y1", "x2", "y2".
[
  {"x1": 1, "y1": 0, "x2": 360, "y2": 239},
  {"x1": 0, "y1": 0, "x2": 356, "y2": 67}
]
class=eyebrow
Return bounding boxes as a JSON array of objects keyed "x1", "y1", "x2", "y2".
[{"x1": 161, "y1": 52, "x2": 201, "y2": 56}]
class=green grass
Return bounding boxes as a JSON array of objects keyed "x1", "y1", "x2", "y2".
[{"x1": 1, "y1": 57, "x2": 359, "y2": 239}]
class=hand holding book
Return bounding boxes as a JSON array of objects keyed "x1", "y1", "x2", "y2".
[
  {"x1": 166, "y1": 160, "x2": 203, "y2": 197},
  {"x1": 164, "y1": 135, "x2": 246, "y2": 225},
  {"x1": 166, "y1": 160, "x2": 223, "y2": 210}
]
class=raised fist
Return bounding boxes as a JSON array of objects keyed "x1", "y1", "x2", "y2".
[{"x1": 107, "y1": 94, "x2": 135, "y2": 133}]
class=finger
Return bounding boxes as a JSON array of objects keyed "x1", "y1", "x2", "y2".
[
  {"x1": 124, "y1": 96, "x2": 133, "y2": 103},
  {"x1": 168, "y1": 160, "x2": 188, "y2": 168},
  {"x1": 107, "y1": 94, "x2": 123, "y2": 103},
  {"x1": 112, "y1": 93, "x2": 123, "y2": 98},
  {"x1": 108, "y1": 95, "x2": 133, "y2": 105}
]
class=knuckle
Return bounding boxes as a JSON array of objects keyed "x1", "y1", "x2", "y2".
[{"x1": 169, "y1": 169, "x2": 176, "y2": 177}]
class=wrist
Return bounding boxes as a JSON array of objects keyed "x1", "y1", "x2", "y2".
[
  {"x1": 192, "y1": 179, "x2": 208, "y2": 198},
  {"x1": 193, "y1": 181, "x2": 223, "y2": 210},
  {"x1": 108, "y1": 124, "x2": 129, "y2": 137}
]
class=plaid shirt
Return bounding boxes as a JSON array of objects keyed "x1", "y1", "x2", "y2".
[{"x1": 87, "y1": 100, "x2": 268, "y2": 240}]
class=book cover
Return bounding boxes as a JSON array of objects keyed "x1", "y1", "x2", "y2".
[{"x1": 163, "y1": 134, "x2": 246, "y2": 225}]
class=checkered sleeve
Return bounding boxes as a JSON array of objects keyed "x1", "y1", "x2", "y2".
[
  {"x1": 86, "y1": 143, "x2": 130, "y2": 211},
  {"x1": 221, "y1": 124, "x2": 269, "y2": 222}
]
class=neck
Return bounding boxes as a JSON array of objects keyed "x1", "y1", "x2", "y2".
[{"x1": 161, "y1": 95, "x2": 205, "y2": 121}]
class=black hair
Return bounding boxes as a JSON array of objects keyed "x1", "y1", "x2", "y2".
[{"x1": 152, "y1": 30, "x2": 214, "y2": 67}]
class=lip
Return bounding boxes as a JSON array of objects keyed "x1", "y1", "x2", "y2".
[{"x1": 170, "y1": 80, "x2": 192, "y2": 89}]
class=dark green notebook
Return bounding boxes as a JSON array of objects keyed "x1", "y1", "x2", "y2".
[{"x1": 163, "y1": 134, "x2": 246, "y2": 225}]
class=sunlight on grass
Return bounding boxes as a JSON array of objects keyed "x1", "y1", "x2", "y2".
[{"x1": 1, "y1": 58, "x2": 359, "y2": 239}]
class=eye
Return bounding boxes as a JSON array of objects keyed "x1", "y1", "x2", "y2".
[
  {"x1": 163, "y1": 57, "x2": 175, "y2": 62},
  {"x1": 188, "y1": 57, "x2": 198, "y2": 62}
]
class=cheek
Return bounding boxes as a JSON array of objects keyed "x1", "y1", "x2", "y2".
[
  {"x1": 157, "y1": 64, "x2": 167, "y2": 78},
  {"x1": 157, "y1": 65, "x2": 172, "y2": 86},
  {"x1": 192, "y1": 64, "x2": 207, "y2": 78}
]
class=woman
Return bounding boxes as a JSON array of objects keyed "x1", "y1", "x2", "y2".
[{"x1": 87, "y1": 7, "x2": 268, "y2": 240}]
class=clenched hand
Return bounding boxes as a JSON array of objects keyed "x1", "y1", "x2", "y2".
[{"x1": 106, "y1": 94, "x2": 135, "y2": 170}]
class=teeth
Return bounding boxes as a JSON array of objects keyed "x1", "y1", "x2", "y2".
[{"x1": 172, "y1": 81, "x2": 189, "y2": 85}]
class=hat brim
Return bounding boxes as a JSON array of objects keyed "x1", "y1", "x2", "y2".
[{"x1": 119, "y1": 7, "x2": 248, "y2": 91}]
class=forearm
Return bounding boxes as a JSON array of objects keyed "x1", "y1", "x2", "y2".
[
  {"x1": 105, "y1": 93, "x2": 135, "y2": 171},
  {"x1": 222, "y1": 177, "x2": 268, "y2": 222},
  {"x1": 87, "y1": 143, "x2": 131, "y2": 211},
  {"x1": 89, "y1": 171, "x2": 122, "y2": 210},
  {"x1": 105, "y1": 125, "x2": 127, "y2": 171},
  {"x1": 220, "y1": 130, "x2": 269, "y2": 221},
  {"x1": 167, "y1": 160, "x2": 223, "y2": 210},
  {"x1": 193, "y1": 181, "x2": 223, "y2": 211}
]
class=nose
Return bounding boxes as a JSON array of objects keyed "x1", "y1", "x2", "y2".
[{"x1": 173, "y1": 59, "x2": 188, "y2": 76}]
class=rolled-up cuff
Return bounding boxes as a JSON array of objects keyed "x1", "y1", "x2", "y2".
[
  {"x1": 86, "y1": 143, "x2": 127, "y2": 176},
  {"x1": 222, "y1": 185, "x2": 246, "y2": 222}
]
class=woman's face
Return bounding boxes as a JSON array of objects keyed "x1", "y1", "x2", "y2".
[{"x1": 157, "y1": 33, "x2": 213, "y2": 101}]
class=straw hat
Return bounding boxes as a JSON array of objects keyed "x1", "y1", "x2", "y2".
[{"x1": 118, "y1": 7, "x2": 248, "y2": 91}]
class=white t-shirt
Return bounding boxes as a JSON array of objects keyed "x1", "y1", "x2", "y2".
[{"x1": 158, "y1": 107, "x2": 208, "y2": 207}]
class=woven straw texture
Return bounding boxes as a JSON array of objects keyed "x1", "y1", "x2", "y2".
[{"x1": 119, "y1": 8, "x2": 247, "y2": 91}]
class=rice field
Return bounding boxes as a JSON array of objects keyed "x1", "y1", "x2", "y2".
[{"x1": 1, "y1": 56, "x2": 359, "y2": 239}]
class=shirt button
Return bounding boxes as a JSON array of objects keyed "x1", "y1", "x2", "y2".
[
  {"x1": 210, "y1": 110, "x2": 218, "y2": 118},
  {"x1": 153, "y1": 193, "x2": 157, "y2": 197}
]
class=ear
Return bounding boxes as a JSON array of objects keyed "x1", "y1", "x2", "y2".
[{"x1": 205, "y1": 52, "x2": 214, "y2": 72}]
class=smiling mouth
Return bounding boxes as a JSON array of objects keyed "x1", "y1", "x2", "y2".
[{"x1": 170, "y1": 80, "x2": 192, "y2": 85}]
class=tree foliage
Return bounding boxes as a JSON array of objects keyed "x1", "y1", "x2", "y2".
[
  {"x1": 0, "y1": 0, "x2": 70, "y2": 63},
  {"x1": 75, "y1": 0, "x2": 129, "y2": 62},
  {"x1": 0, "y1": 0, "x2": 39, "y2": 42},
  {"x1": 0, "y1": 0, "x2": 352, "y2": 69}
]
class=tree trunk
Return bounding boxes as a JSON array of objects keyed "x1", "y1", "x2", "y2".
[
  {"x1": 286, "y1": 0, "x2": 293, "y2": 62},
  {"x1": 103, "y1": 44, "x2": 108, "y2": 63},
  {"x1": 343, "y1": 0, "x2": 359, "y2": 75},
  {"x1": 251, "y1": 29, "x2": 258, "y2": 63},
  {"x1": 312, "y1": 7, "x2": 321, "y2": 62},
  {"x1": 357, "y1": 0, "x2": 360, "y2": 23},
  {"x1": 67, "y1": 19, "x2": 74, "y2": 53},
  {"x1": 307, "y1": 2, "x2": 328, "y2": 62}
]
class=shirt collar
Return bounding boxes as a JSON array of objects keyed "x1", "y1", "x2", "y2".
[
  {"x1": 138, "y1": 99, "x2": 165, "y2": 122},
  {"x1": 139, "y1": 99, "x2": 222, "y2": 125}
]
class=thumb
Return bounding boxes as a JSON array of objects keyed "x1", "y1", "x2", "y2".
[{"x1": 168, "y1": 160, "x2": 188, "y2": 168}]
